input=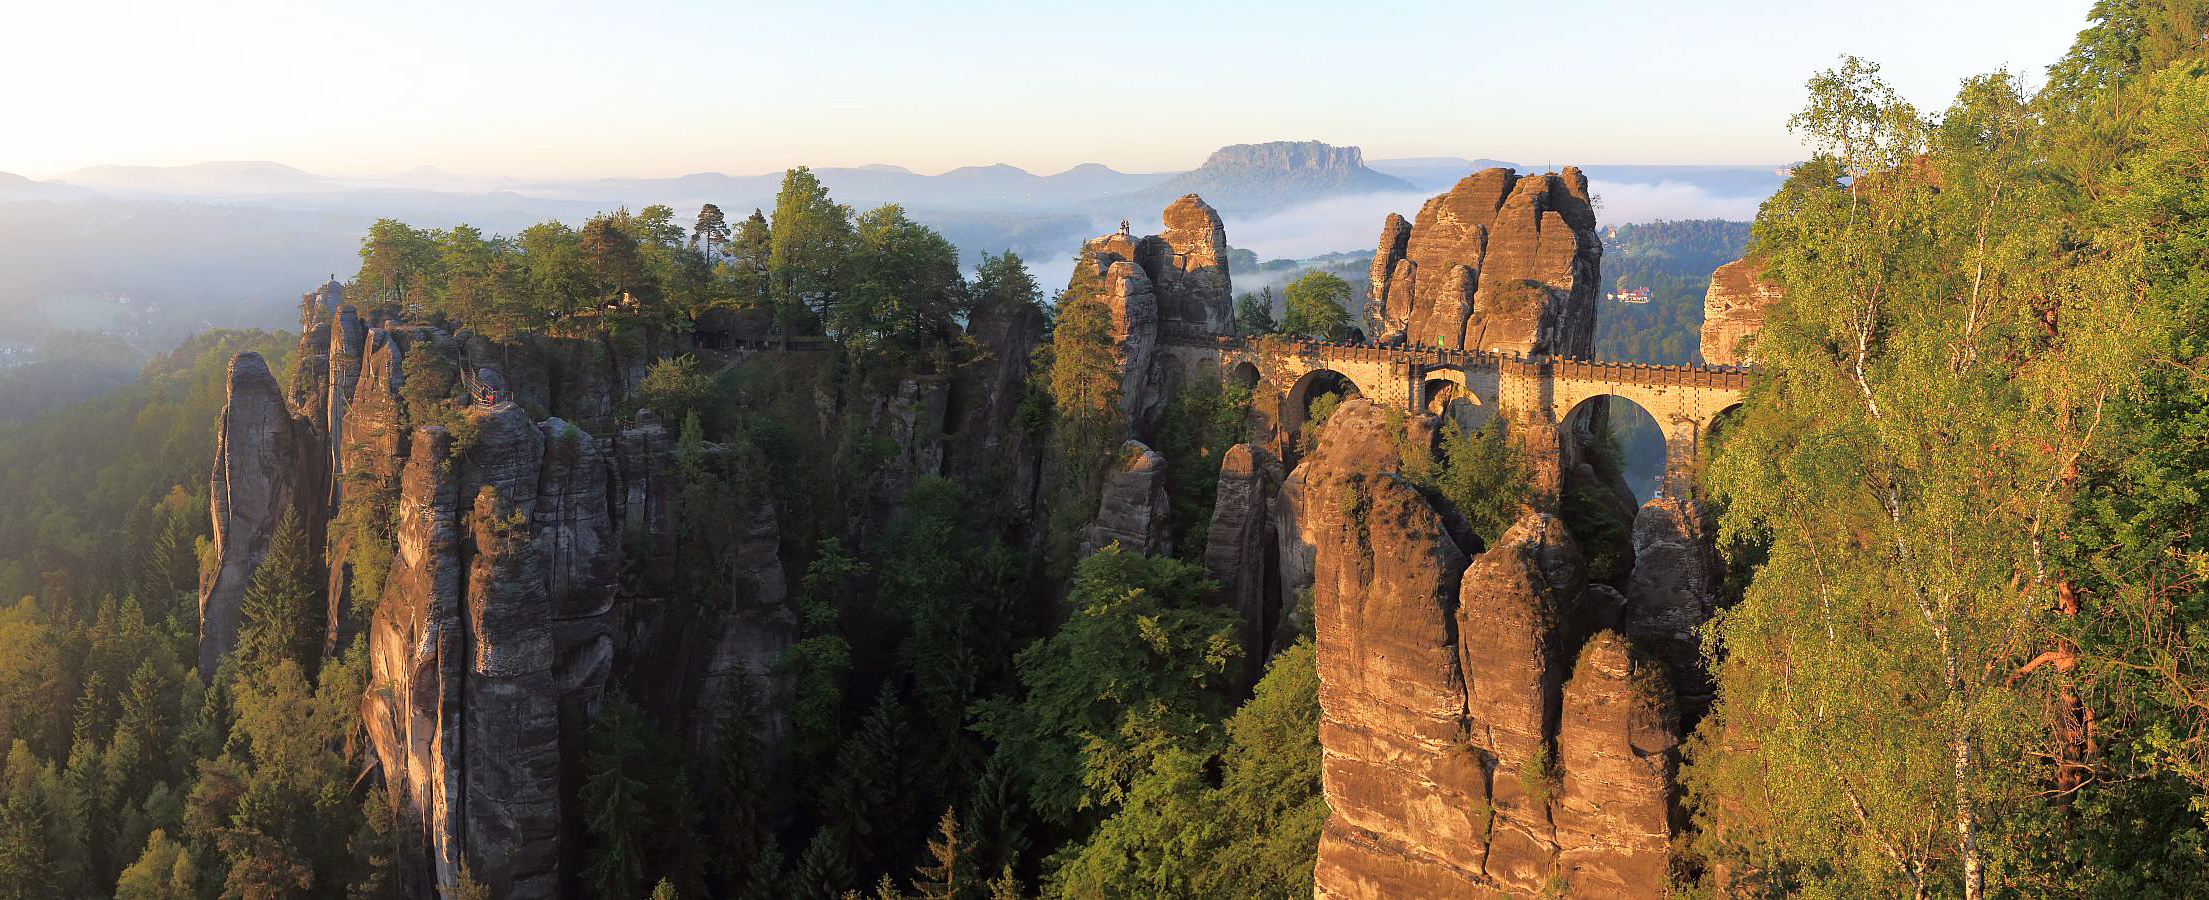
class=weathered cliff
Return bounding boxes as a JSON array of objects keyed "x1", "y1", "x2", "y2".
[
  {"x1": 202, "y1": 275, "x2": 1051, "y2": 895},
  {"x1": 1700, "y1": 254, "x2": 1781, "y2": 367},
  {"x1": 1067, "y1": 194, "x2": 1235, "y2": 440},
  {"x1": 197, "y1": 351, "x2": 325, "y2": 679},
  {"x1": 1366, "y1": 168, "x2": 1603, "y2": 358},
  {"x1": 1205, "y1": 442, "x2": 1276, "y2": 683},
  {"x1": 1302, "y1": 401, "x2": 1690, "y2": 898}
]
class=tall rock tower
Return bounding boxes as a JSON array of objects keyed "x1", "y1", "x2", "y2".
[{"x1": 1366, "y1": 168, "x2": 1603, "y2": 358}]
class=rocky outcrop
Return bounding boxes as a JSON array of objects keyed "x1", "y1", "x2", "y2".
[
  {"x1": 1300, "y1": 403, "x2": 1689, "y2": 898},
  {"x1": 1083, "y1": 441, "x2": 1171, "y2": 557},
  {"x1": 1623, "y1": 496, "x2": 1722, "y2": 725},
  {"x1": 1075, "y1": 250, "x2": 1163, "y2": 439},
  {"x1": 198, "y1": 352, "x2": 324, "y2": 680},
  {"x1": 950, "y1": 285, "x2": 1049, "y2": 534},
  {"x1": 1069, "y1": 194, "x2": 1235, "y2": 440},
  {"x1": 362, "y1": 426, "x2": 466, "y2": 895},
  {"x1": 1304, "y1": 401, "x2": 1483, "y2": 898},
  {"x1": 1367, "y1": 168, "x2": 1602, "y2": 357},
  {"x1": 1204, "y1": 443, "x2": 1275, "y2": 682},
  {"x1": 1554, "y1": 632, "x2": 1680, "y2": 898},
  {"x1": 1148, "y1": 194, "x2": 1234, "y2": 334},
  {"x1": 1457, "y1": 513, "x2": 1585, "y2": 892},
  {"x1": 1701, "y1": 255, "x2": 1781, "y2": 366}
]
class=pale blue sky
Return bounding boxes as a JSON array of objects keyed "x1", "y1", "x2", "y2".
[{"x1": 3, "y1": 0, "x2": 2094, "y2": 178}]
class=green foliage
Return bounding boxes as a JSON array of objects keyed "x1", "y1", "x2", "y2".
[
  {"x1": 0, "y1": 329, "x2": 289, "y2": 608},
  {"x1": 1050, "y1": 640, "x2": 1327, "y2": 899},
  {"x1": 1297, "y1": 390, "x2": 1344, "y2": 455},
  {"x1": 580, "y1": 691, "x2": 700, "y2": 900},
  {"x1": 1233, "y1": 288, "x2": 1279, "y2": 336},
  {"x1": 771, "y1": 167, "x2": 858, "y2": 334},
  {"x1": 1153, "y1": 372, "x2": 1254, "y2": 563},
  {"x1": 778, "y1": 539, "x2": 864, "y2": 791},
  {"x1": 1516, "y1": 744, "x2": 1559, "y2": 809},
  {"x1": 1682, "y1": 16, "x2": 2209, "y2": 895},
  {"x1": 1594, "y1": 219, "x2": 1752, "y2": 365},
  {"x1": 1037, "y1": 275, "x2": 1129, "y2": 575},
  {"x1": 972, "y1": 547, "x2": 1236, "y2": 829},
  {"x1": 1397, "y1": 415, "x2": 1531, "y2": 548},
  {"x1": 1279, "y1": 272, "x2": 1353, "y2": 341},
  {"x1": 233, "y1": 511, "x2": 322, "y2": 681},
  {"x1": 837, "y1": 204, "x2": 969, "y2": 368},
  {"x1": 634, "y1": 354, "x2": 713, "y2": 424},
  {"x1": 881, "y1": 478, "x2": 1032, "y2": 807},
  {"x1": 114, "y1": 828, "x2": 195, "y2": 899}
]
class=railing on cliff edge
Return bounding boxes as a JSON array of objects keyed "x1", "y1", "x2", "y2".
[{"x1": 1161, "y1": 330, "x2": 1753, "y2": 389}]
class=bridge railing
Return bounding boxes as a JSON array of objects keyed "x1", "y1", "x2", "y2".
[{"x1": 1160, "y1": 331, "x2": 1753, "y2": 388}]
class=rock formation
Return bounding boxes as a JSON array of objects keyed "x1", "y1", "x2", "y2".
[
  {"x1": 1068, "y1": 194, "x2": 1235, "y2": 439},
  {"x1": 1117, "y1": 141, "x2": 1417, "y2": 216},
  {"x1": 1205, "y1": 443, "x2": 1275, "y2": 682},
  {"x1": 1701, "y1": 255, "x2": 1782, "y2": 366},
  {"x1": 1084, "y1": 440, "x2": 1171, "y2": 557},
  {"x1": 1554, "y1": 632, "x2": 1680, "y2": 897},
  {"x1": 1302, "y1": 402, "x2": 1484, "y2": 898},
  {"x1": 1623, "y1": 496, "x2": 1723, "y2": 725},
  {"x1": 197, "y1": 351, "x2": 325, "y2": 679},
  {"x1": 1366, "y1": 168, "x2": 1602, "y2": 358},
  {"x1": 1301, "y1": 400, "x2": 1690, "y2": 899}
]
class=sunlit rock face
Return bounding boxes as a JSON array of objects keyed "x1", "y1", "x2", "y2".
[
  {"x1": 1069, "y1": 193, "x2": 1235, "y2": 439},
  {"x1": 1294, "y1": 402, "x2": 1689, "y2": 899},
  {"x1": 1367, "y1": 168, "x2": 1602, "y2": 357},
  {"x1": 1701, "y1": 254, "x2": 1782, "y2": 366},
  {"x1": 198, "y1": 351, "x2": 324, "y2": 680}
]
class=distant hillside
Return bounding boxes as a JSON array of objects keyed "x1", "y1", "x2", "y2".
[
  {"x1": 1109, "y1": 141, "x2": 1415, "y2": 216},
  {"x1": 1593, "y1": 218, "x2": 1752, "y2": 365}
]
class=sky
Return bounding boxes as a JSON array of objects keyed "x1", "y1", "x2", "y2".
[{"x1": 1, "y1": 0, "x2": 2095, "y2": 179}]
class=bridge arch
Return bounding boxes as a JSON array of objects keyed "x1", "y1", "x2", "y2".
[
  {"x1": 1285, "y1": 368, "x2": 1361, "y2": 436},
  {"x1": 1560, "y1": 393, "x2": 1668, "y2": 503},
  {"x1": 1227, "y1": 360, "x2": 1260, "y2": 391}
]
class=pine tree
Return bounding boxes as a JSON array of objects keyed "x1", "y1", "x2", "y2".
[
  {"x1": 581, "y1": 692, "x2": 654, "y2": 900},
  {"x1": 690, "y1": 203, "x2": 730, "y2": 261},
  {"x1": 706, "y1": 688, "x2": 767, "y2": 888},
  {"x1": 795, "y1": 827, "x2": 856, "y2": 900},
  {"x1": 0, "y1": 774, "x2": 61, "y2": 900},
  {"x1": 1233, "y1": 288, "x2": 1278, "y2": 336},
  {"x1": 821, "y1": 687, "x2": 913, "y2": 875},
  {"x1": 739, "y1": 838, "x2": 788, "y2": 899},
  {"x1": 234, "y1": 510, "x2": 321, "y2": 681}
]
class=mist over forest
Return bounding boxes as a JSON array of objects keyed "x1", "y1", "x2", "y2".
[{"x1": 0, "y1": 148, "x2": 1780, "y2": 354}]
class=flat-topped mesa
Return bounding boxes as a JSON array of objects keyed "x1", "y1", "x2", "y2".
[
  {"x1": 1701, "y1": 254, "x2": 1782, "y2": 367},
  {"x1": 1366, "y1": 167, "x2": 1602, "y2": 358}
]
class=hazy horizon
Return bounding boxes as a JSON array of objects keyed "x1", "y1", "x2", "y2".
[{"x1": 6, "y1": 0, "x2": 2090, "y2": 179}]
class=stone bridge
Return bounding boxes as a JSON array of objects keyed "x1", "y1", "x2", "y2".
[{"x1": 1158, "y1": 330, "x2": 1751, "y2": 495}]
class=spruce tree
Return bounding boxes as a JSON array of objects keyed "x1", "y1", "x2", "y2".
[
  {"x1": 234, "y1": 510, "x2": 321, "y2": 681},
  {"x1": 795, "y1": 828, "x2": 856, "y2": 900},
  {"x1": 581, "y1": 692, "x2": 654, "y2": 900}
]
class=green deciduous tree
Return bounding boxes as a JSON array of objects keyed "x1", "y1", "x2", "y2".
[
  {"x1": 1280, "y1": 272, "x2": 1352, "y2": 341},
  {"x1": 973, "y1": 547, "x2": 1237, "y2": 828},
  {"x1": 1050, "y1": 640, "x2": 1326, "y2": 898},
  {"x1": 769, "y1": 167, "x2": 856, "y2": 336}
]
